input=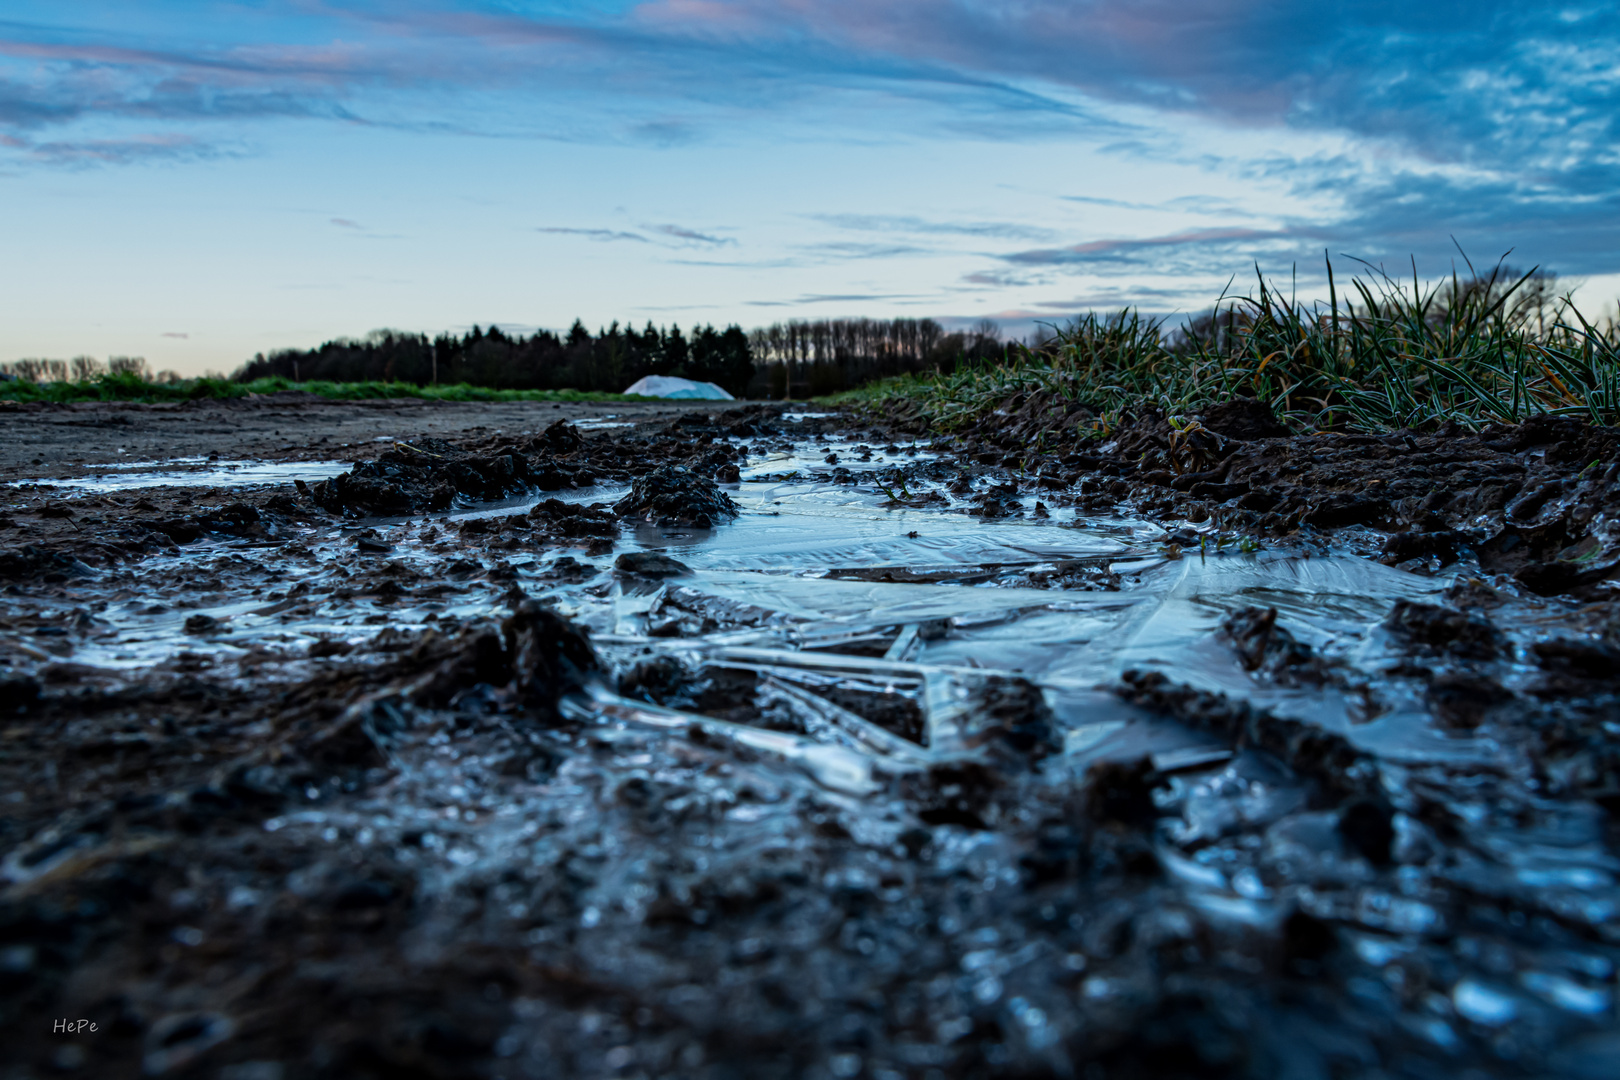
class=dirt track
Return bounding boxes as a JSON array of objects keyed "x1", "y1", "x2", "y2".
[{"x1": 0, "y1": 396, "x2": 731, "y2": 479}]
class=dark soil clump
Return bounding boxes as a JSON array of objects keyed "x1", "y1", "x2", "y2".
[
  {"x1": 613, "y1": 465, "x2": 740, "y2": 527},
  {"x1": 1197, "y1": 395, "x2": 1290, "y2": 440},
  {"x1": 862, "y1": 389, "x2": 1620, "y2": 597}
]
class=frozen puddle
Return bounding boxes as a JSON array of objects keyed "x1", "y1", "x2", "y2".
[
  {"x1": 10, "y1": 457, "x2": 351, "y2": 493},
  {"x1": 72, "y1": 476, "x2": 1450, "y2": 769},
  {"x1": 15, "y1": 462, "x2": 1620, "y2": 1074}
]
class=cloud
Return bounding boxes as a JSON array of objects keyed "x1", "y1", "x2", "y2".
[
  {"x1": 745, "y1": 291, "x2": 932, "y2": 307},
  {"x1": 629, "y1": 2, "x2": 1619, "y2": 168},
  {"x1": 627, "y1": 0, "x2": 1620, "y2": 277},
  {"x1": 1061, "y1": 194, "x2": 1251, "y2": 218},
  {"x1": 1024, "y1": 285, "x2": 1195, "y2": 311},
  {"x1": 330, "y1": 217, "x2": 362, "y2": 229},
  {"x1": 537, "y1": 223, "x2": 734, "y2": 247},
  {"x1": 3, "y1": 1, "x2": 1618, "y2": 287},
  {"x1": 1299, "y1": 169, "x2": 1620, "y2": 279},
  {"x1": 794, "y1": 240, "x2": 932, "y2": 261},
  {"x1": 536, "y1": 226, "x2": 650, "y2": 242},
  {"x1": 1003, "y1": 227, "x2": 1294, "y2": 268},
  {"x1": 161, "y1": 331, "x2": 189, "y2": 339},
  {"x1": 961, "y1": 270, "x2": 1035, "y2": 288},
  {"x1": 628, "y1": 120, "x2": 700, "y2": 146},
  {"x1": 645, "y1": 223, "x2": 733, "y2": 246},
  {"x1": 808, "y1": 213, "x2": 1055, "y2": 241},
  {"x1": 3, "y1": 131, "x2": 226, "y2": 167}
]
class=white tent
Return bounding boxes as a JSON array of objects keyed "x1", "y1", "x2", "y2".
[{"x1": 623, "y1": 375, "x2": 734, "y2": 400}]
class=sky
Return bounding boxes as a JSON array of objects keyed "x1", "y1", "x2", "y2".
[{"x1": 3, "y1": 1, "x2": 1618, "y2": 376}]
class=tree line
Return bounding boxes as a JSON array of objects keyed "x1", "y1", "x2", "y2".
[
  {"x1": 3, "y1": 316, "x2": 1012, "y2": 398},
  {"x1": 233, "y1": 316, "x2": 1007, "y2": 397},
  {"x1": 232, "y1": 321, "x2": 757, "y2": 397},
  {"x1": 0, "y1": 356, "x2": 173, "y2": 383},
  {"x1": 747, "y1": 317, "x2": 1008, "y2": 396}
]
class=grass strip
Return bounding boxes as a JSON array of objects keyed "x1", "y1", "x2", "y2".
[
  {"x1": 829, "y1": 259, "x2": 1620, "y2": 436},
  {"x1": 0, "y1": 374, "x2": 652, "y2": 406}
]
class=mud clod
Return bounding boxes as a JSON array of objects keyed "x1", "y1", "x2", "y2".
[
  {"x1": 614, "y1": 551, "x2": 692, "y2": 577},
  {"x1": 406, "y1": 601, "x2": 599, "y2": 714},
  {"x1": 312, "y1": 442, "x2": 570, "y2": 516},
  {"x1": 0, "y1": 545, "x2": 94, "y2": 581},
  {"x1": 1083, "y1": 758, "x2": 1162, "y2": 828},
  {"x1": 613, "y1": 466, "x2": 740, "y2": 527},
  {"x1": 525, "y1": 498, "x2": 619, "y2": 547},
  {"x1": 1533, "y1": 637, "x2": 1620, "y2": 682},
  {"x1": 1425, "y1": 672, "x2": 1510, "y2": 729},
  {"x1": 1197, "y1": 396, "x2": 1290, "y2": 441},
  {"x1": 965, "y1": 675, "x2": 1061, "y2": 760},
  {"x1": 1336, "y1": 797, "x2": 1396, "y2": 865},
  {"x1": 1118, "y1": 670, "x2": 1381, "y2": 801},
  {"x1": 1222, "y1": 606, "x2": 1332, "y2": 685},
  {"x1": 1382, "y1": 600, "x2": 1501, "y2": 660}
]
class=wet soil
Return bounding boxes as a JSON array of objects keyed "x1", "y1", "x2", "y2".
[
  {"x1": 0, "y1": 396, "x2": 733, "y2": 481},
  {"x1": 4, "y1": 397, "x2": 1619, "y2": 1079}
]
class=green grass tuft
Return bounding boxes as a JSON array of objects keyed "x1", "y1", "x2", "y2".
[{"x1": 831, "y1": 259, "x2": 1620, "y2": 436}]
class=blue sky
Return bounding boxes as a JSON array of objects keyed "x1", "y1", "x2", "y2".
[{"x1": 3, "y1": 1, "x2": 1617, "y2": 375}]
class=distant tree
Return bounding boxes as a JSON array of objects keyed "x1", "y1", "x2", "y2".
[
  {"x1": 663, "y1": 324, "x2": 690, "y2": 375},
  {"x1": 108, "y1": 357, "x2": 148, "y2": 379},
  {"x1": 230, "y1": 317, "x2": 755, "y2": 395},
  {"x1": 70, "y1": 356, "x2": 105, "y2": 381}
]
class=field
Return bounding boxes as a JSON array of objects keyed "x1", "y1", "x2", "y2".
[
  {"x1": 2, "y1": 387, "x2": 1618, "y2": 1078},
  {"x1": 0, "y1": 374, "x2": 649, "y2": 407}
]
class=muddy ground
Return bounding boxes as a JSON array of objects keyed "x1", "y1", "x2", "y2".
[
  {"x1": 0, "y1": 396, "x2": 729, "y2": 480},
  {"x1": 2, "y1": 395, "x2": 1618, "y2": 1079}
]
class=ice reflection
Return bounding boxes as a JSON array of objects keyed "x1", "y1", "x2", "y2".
[{"x1": 10, "y1": 458, "x2": 350, "y2": 493}]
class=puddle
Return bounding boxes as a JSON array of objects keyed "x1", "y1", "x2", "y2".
[{"x1": 8, "y1": 458, "x2": 350, "y2": 493}]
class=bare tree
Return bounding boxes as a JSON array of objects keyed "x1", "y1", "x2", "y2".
[
  {"x1": 108, "y1": 356, "x2": 148, "y2": 379},
  {"x1": 70, "y1": 356, "x2": 106, "y2": 381}
]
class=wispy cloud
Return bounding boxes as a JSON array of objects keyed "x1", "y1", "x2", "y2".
[
  {"x1": 1004, "y1": 227, "x2": 1294, "y2": 267},
  {"x1": 808, "y1": 213, "x2": 1055, "y2": 241},
  {"x1": 536, "y1": 226, "x2": 650, "y2": 243},
  {"x1": 537, "y1": 223, "x2": 733, "y2": 247},
  {"x1": 645, "y1": 223, "x2": 733, "y2": 246},
  {"x1": 1025, "y1": 285, "x2": 1195, "y2": 311},
  {"x1": 794, "y1": 240, "x2": 932, "y2": 261},
  {"x1": 960, "y1": 270, "x2": 1035, "y2": 288},
  {"x1": 330, "y1": 217, "x2": 362, "y2": 230},
  {"x1": 746, "y1": 291, "x2": 932, "y2": 307},
  {"x1": 4, "y1": 131, "x2": 226, "y2": 167},
  {"x1": 1061, "y1": 194, "x2": 1251, "y2": 218}
]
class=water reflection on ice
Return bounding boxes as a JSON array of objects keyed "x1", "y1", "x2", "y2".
[
  {"x1": 51, "y1": 472, "x2": 1558, "y2": 823},
  {"x1": 69, "y1": 477, "x2": 1452, "y2": 758},
  {"x1": 10, "y1": 458, "x2": 350, "y2": 493}
]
